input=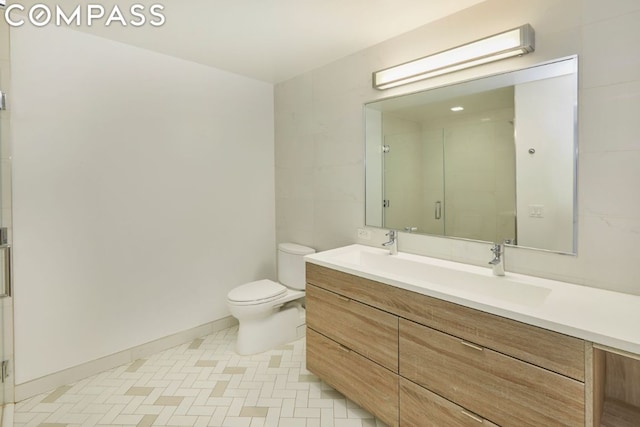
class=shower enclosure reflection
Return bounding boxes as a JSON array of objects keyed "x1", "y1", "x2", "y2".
[
  {"x1": 381, "y1": 86, "x2": 516, "y2": 244},
  {"x1": 0, "y1": 87, "x2": 5, "y2": 411},
  {"x1": 0, "y1": 14, "x2": 12, "y2": 412},
  {"x1": 365, "y1": 56, "x2": 578, "y2": 254}
]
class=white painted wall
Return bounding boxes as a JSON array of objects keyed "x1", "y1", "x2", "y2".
[
  {"x1": 275, "y1": 0, "x2": 640, "y2": 295},
  {"x1": 11, "y1": 25, "x2": 275, "y2": 384}
]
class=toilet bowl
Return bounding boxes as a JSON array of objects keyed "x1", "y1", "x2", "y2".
[{"x1": 227, "y1": 243, "x2": 315, "y2": 355}]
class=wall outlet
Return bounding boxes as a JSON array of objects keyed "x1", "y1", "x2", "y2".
[
  {"x1": 357, "y1": 228, "x2": 372, "y2": 240},
  {"x1": 529, "y1": 204, "x2": 545, "y2": 218}
]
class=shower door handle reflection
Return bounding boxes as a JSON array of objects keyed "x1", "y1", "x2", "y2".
[
  {"x1": 0, "y1": 246, "x2": 10, "y2": 298},
  {"x1": 435, "y1": 201, "x2": 442, "y2": 220}
]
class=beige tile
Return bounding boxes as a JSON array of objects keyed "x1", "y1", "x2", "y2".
[
  {"x1": 194, "y1": 360, "x2": 218, "y2": 367},
  {"x1": 222, "y1": 367, "x2": 246, "y2": 374},
  {"x1": 136, "y1": 414, "x2": 158, "y2": 427},
  {"x1": 14, "y1": 327, "x2": 381, "y2": 426},
  {"x1": 154, "y1": 396, "x2": 184, "y2": 406},
  {"x1": 41, "y1": 385, "x2": 73, "y2": 403},
  {"x1": 299, "y1": 374, "x2": 320, "y2": 383},
  {"x1": 239, "y1": 406, "x2": 269, "y2": 417},
  {"x1": 38, "y1": 424, "x2": 68, "y2": 427},
  {"x1": 188, "y1": 338, "x2": 204, "y2": 350},
  {"x1": 126, "y1": 359, "x2": 147, "y2": 373},
  {"x1": 125, "y1": 386, "x2": 154, "y2": 397},
  {"x1": 268, "y1": 355, "x2": 282, "y2": 368},
  {"x1": 210, "y1": 381, "x2": 229, "y2": 397}
]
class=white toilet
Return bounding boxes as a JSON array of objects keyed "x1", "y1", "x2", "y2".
[{"x1": 227, "y1": 243, "x2": 315, "y2": 355}]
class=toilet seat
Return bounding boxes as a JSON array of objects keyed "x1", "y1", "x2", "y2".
[{"x1": 227, "y1": 279, "x2": 287, "y2": 306}]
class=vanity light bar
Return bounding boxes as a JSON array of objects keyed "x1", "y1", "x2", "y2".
[{"x1": 373, "y1": 24, "x2": 535, "y2": 90}]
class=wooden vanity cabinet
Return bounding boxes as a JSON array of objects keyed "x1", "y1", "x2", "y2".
[
  {"x1": 305, "y1": 263, "x2": 587, "y2": 427},
  {"x1": 306, "y1": 262, "x2": 584, "y2": 381},
  {"x1": 306, "y1": 284, "x2": 398, "y2": 371},
  {"x1": 305, "y1": 281, "x2": 400, "y2": 427},
  {"x1": 400, "y1": 378, "x2": 500, "y2": 427},
  {"x1": 306, "y1": 329, "x2": 399, "y2": 427},
  {"x1": 592, "y1": 348, "x2": 640, "y2": 427},
  {"x1": 400, "y1": 318, "x2": 584, "y2": 426}
]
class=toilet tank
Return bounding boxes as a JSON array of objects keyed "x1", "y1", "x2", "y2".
[{"x1": 277, "y1": 243, "x2": 315, "y2": 290}]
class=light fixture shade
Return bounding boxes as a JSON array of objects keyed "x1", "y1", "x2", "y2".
[{"x1": 373, "y1": 24, "x2": 535, "y2": 90}]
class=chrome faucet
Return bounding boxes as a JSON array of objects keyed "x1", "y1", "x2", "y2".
[
  {"x1": 489, "y1": 243, "x2": 505, "y2": 276},
  {"x1": 382, "y1": 230, "x2": 398, "y2": 255}
]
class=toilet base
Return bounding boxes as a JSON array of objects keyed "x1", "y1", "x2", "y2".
[{"x1": 235, "y1": 303, "x2": 305, "y2": 355}]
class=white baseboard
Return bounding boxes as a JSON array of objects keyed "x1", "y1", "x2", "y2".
[{"x1": 14, "y1": 316, "x2": 238, "y2": 402}]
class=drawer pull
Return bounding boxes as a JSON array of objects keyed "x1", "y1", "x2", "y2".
[
  {"x1": 461, "y1": 409, "x2": 484, "y2": 423},
  {"x1": 460, "y1": 340, "x2": 484, "y2": 352},
  {"x1": 336, "y1": 294, "x2": 351, "y2": 303}
]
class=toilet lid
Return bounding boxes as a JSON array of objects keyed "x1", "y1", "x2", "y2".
[{"x1": 228, "y1": 279, "x2": 287, "y2": 304}]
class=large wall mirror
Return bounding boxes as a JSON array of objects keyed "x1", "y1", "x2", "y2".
[{"x1": 365, "y1": 56, "x2": 578, "y2": 254}]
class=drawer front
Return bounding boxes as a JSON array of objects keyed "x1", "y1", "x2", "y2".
[
  {"x1": 306, "y1": 329, "x2": 399, "y2": 427},
  {"x1": 399, "y1": 319, "x2": 584, "y2": 427},
  {"x1": 306, "y1": 284, "x2": 398, "y2": 371},
  {"x1": 400, "y1": 378, "x2": 500, "y2": 427},
  {"x1": 307, "y1": 263, "x2": 584, "y2": 381}
]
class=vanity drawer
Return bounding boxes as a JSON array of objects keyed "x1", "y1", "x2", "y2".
[
  {"x1": 306, "y1": 329, "x2": 399, "y2": 427},
  {"x1": 399, "y1": 319, "x2": 584, "y2": 426},
  {"x1": 400, "y1": 291, "x2": 585, "y2": 382},
  {"x1": 400, "y1": 378, "x2": 500, "y2": 427},
  {"x1": 306, "y1": 284, "x2": 398, "y2": 371},
  {"x1": 306, "y1": 263, "x2": 584, "y2": 381}
]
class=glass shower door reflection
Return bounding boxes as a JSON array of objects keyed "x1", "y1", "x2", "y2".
[
  {"x1": 0, "y1": 86, "x2": 8, "y2": 409},
  {"x1": 0, "y1": 91, "x2": 4, "y2": 410},
  {"x1": 0, "y1": 16, "x2": 12, "y2": 412}
]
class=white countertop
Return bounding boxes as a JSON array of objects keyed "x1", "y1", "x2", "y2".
[{"x1": 305, "y1": 244, "x2": 640, "y2": 356}]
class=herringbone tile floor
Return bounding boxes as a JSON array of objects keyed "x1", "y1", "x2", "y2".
[{"x1": 14, "y1": 326, "x2": 387, "y2": 427}]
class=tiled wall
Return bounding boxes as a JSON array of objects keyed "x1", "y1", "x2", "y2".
[{"x1": 274, "y1": 0, "x2": 640, "y2": 295}]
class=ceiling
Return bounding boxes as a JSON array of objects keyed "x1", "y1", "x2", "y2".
[{"x1": 14, "y1": 0, "x2": 486, "y2": 83}]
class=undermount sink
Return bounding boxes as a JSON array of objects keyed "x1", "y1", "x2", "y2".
[{"x1": 325, "y1": 244, "x2": 551, "y2": 307}]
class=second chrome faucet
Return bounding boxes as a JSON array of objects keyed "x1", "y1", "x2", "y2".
[
  {"x1": 382, "y1": 230, "x2": 398, "y2": 255},
  {"x1": 489, "y1": 243, "x2": 505, "y2": 276}
]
